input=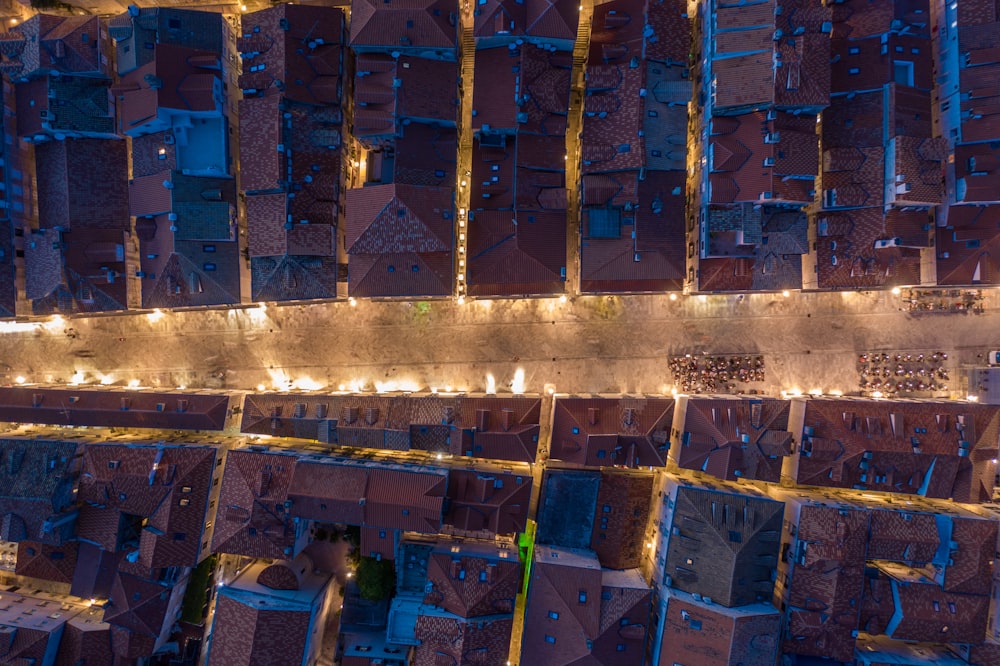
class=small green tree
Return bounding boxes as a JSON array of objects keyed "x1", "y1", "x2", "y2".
[{"x1": 356, "y1": 557, "x2": 395, "y2": 601}]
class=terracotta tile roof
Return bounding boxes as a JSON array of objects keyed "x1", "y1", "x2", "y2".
[
  {"x1": 712, "y1": 0, "x2": 830, "y2": 111},
  {"x1": 797, "y1": 397, "x2": 1000, "y2": 501},
  {"x1": 35, "y1": 139, "x2": 129, "y2": 231},
  {"x1": 246, "y1": 191, "x2": 289, "y2": 257},
  {"x1": 15, "y1": 540, "x2": 78, "y2": 584},
  {"x1": 943, "y1": 516, "x2": 997, "y2": 595},
  {"x1": 658, "y1": 591, "x2": 782, "y2": 666},
  {"x1": 581, "y1": 65, "x2": 644, "y2": 173},
  {"x1": 830, "y1": 34, "x2": 933, "y2": 94},
  {"x1": 467, "y1": 209, "x2": 566, "y2": 297},
  {"x1": 708, "y1": 111, "x2": 818, "y2": 205},
  {"x1": 345, "y1": 183, "x2": 453, "y2": 297},
  {"x1": 209, "y1": 590, "x2": 316, "y2": 666},
  {"x1": 108, "y1": 7, "x2": 225, "y2": 75},
  {"x1": 1, "y1": 14, "x2": 108, "y2": 79},
  {"x1": 524, "y1": 0, "x2": 578, "y2": 42},
  {"x1": 360, "y1": 526, "x2": 398, "y2": 560},
  {"x1": 130, "y1": 131, "x2": 177, "y2": 178},
  {"x1": 549, "y1": 396, "x2": 674, "y2": 467},
  {"x1": 678, "y1": 397, "x2": 793, "y2": 483},
  {"x1": 252, "y1": 257, "x2": 339, "y2": 302},
  {"x1": 587, "y1": 0, "x2": 644, "y2": 65},
  {"x1": 589, "y1": 470, "x2": 653, "y2": 570},
  {"x1": 874, "y1": 565, "x2": 990, "y2": 644},
  {"x1": 114, "y1": 44, "x2": 222, "y2": 136},
  {"x1": 0, "y1": 437, "x2": 81, "y2": 544},
  {"x1": 473, "y1": 0, "x2": 526, "y2": 39},
  {"x1": 522, "y1": 547, "x2": 650, "y2": 665},
  {"x1": 290, "y1": 461, "x2": 368, "y2": 524},
  {"x1": 816, "y1": 208, "x2": 921, "y2": 289},
  {"x1": 239, "y1": 95, "x2": 283, "y2": 195},
  {"x1": 413, "y1": 614, "x2": 513, "y2": 666},
  {"x1": 212, "y1": 449, "x2": 303, "y2": 559},
  {"x1": 275, "y1": 224, "x2": 334, "y2": 258},
  {"x1": 239, "y1": 4, "x2": 344, "y2": 105},
  {"x1": 346, "y1": 184, "x2": 453, "y2": 276},
  {"x1": 643, "y1": 62, "x2": 689, "y2": 171},
  {"x1": 783, "y1": 504, "x2": 869, "y2": 661},
  {"x1": 365, "y1": 467, "x2": 447, "y2": 532},
  {"x1": 645, "y1": 0, "x2": 691, "y2": 65},
  {"x1": 664, "y1": 484, "x2": 784, "y2": 607},
  {"x1": 0, "y1": 386, "x2": 230, "y2": 430},
  {"x1": 397, "y1": 56, "x2": 459, "y2": 122},
  {"x1": 14, "y1": 75, "x2": 115, "y2": 140},
  {"x1": 241, "y1": 394, "x2": 541, "y2": 463},
  {"x1": 70, "y1": 542, "x2": 122, "y2": 600},
  {"x1": 105, "y1": 564, "x2": 177, "y2": 659},
  {"x1": 936, "y1": 204, "x2": 1000, "y2": 285},
  {"x1": 55, "y1": 607, "x2": 114, "y2": 666},
  {"x1": 829, "y1": 0, "x2": 931, "y2": 41},
  {"x1": 78, "y1": 442, "x2": 219, "y2": 568},
  {"x1": 423, "y1": 542, "x2": 520, "y2": 617},
  {"x1": 444, "y1": 468, "x2": 532, "y2": 536},
  {"x1": 349, "y1": 0, "x2": 458, "y2": 51},
  {"x1": 394, "y1": 123, "x2": 458, "y2": 187},
  {"x1": 955, "y1": 142, "x2": 1000, "y2": 203},
  {"x1": 472, "y1": 45, "x2": 571, "y2": 136},
  {"x1": 0, "y1": 219, "x2": 14, "y2": 319}
]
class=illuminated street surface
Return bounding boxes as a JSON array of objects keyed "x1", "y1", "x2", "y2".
[{"x1": 0, "y1": 289, "x2": 994, "y2": 397}]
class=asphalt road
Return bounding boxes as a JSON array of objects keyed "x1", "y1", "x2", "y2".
[{"x1": 1, "y1": 290, "x2": 997, "y2": 397}]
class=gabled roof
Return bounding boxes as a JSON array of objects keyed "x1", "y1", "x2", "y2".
[
  {"x1": 114, "y1": 44, "x2": 222, "y2": 135},
  {"x1": 444, "y1": 467, "x2": 532, "y2": 536},
  {"x1": 708, "y1": 111, "x2": 818, "y2": 205},
  {"x1": 15, "y1": 75, "x2": 115, "y2": 139},
  {"x1": 0, "y1": 14, "x2": 107, "y2": 79},
  {"x1": 472, "y1": 45, "x2": 572, "y2": 136},
  {"x1": 589, "y1": 470, "x2": 653, "y2": 570},
  {"x1": 15, "y1": 540, "x2": 78, "y2": 584},
  {"x1": 659, "y1": 591, "x2": 781, "y2": 666},
  {"x1": 0, "y1": 437, "x2": 80, "y2": 544},
  {"x1": 239, "y1": 4, "x2": 344, "y2": 105},
  {"x1": 664, "y1": 484, "x2": 784, "y2": 607},
  {"x1": 108, "y1": 7, "x2": 225, "y2": 75},
  {"x1": 797, "y1": 397, "x2": 1000, "y2": 501},
  {"x1": 56, "y1": 606, "x2": 114, "y2": 666},
  {"x1": 211, "y1": 449, "x2": 301, "y2": 559},
  {"x1": 467, "y1": 209, "x2": 566, "y2": 297},
  {"x1": 35, "y1": 138, "x2": 129, "y2": 232},
  {"x1": 349, "y1": 0, "x2": 458, "y2": 50},
  {"x1": 784, "y1": 503, "x2": 869, "y2": 661},
  {"x1": 251, "y1": 255, "x2": 340, "y2": 302},
  {"x1": 0, "y1": 386, "x2": 230, "y2": 430},
  {"x1": 345, "y1": 184, "x2": 453, "y2": 297},
  {"x1": 209, "y1": 593, "x2": 316, "y2": 666},
  {"x1": 549, "y1": 396, "x2": 675, "y2": 467},
  {"x1": 581, "y1": 168, "x2": 687, "y2": 291},
  {"x1": 678, "y1": 397, "x2": 793, "y2": 483},
  {"x1": 645, "y1": 0, "x2": 691, "y2": 64},
  {"x1": 423, "y1": 541, "x2": 520, "y2": 617},
  {"x1": 413, "y1": 613, "x2": 514, "y2": 666},
  {"x1": 77, "y1": 442, "x2": 219, "y2": 568},
  {"x1": 522, "y1": 546, "x2": 650, "y2": 665},
  {"x1": 936, "y1": 204, "x2": 1000, "y2": 286},
  {"x1": 105, "y1": 564, "x2": 174, "y2": 658}
]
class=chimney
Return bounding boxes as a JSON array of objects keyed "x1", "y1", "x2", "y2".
[
  {"x1": 443, "y1": 406, "x2": 455, "y2": 424},
  {"x1": 623, "y1": 407, "x2": 635, "y2": 426},
  {"x1": 177, "y1": 399, "x2": 189, "y2": 413},
  {"x1": 293, "y1": 403, "x2": 306, "y2": 418},
  {"x1": 500, "y1": 408, "x2": 514, "y2": 432},
  {"x1": 315, "y1": 403, "x2": 328, "y2": 419},
  {"x1": 344, "y1": 406, "x2": 359, "y2": 424},
  {"x1": 365, "y1": 407, "x2": 379, "y2": 425},
  {"x1": 588, "y1": 407, "x2": 599, "y2": 425},
  {"x1": 120, "y1": 397, "x2": 131, "y2": 411},
  {"x1": 32, "y1": 394, "x2": 43, "y2": 407},
  {"x1": 476, "y1": 409, "x2": 490, "y2": 431}
]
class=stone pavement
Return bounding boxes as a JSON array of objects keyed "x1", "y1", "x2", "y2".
[{"x1": 0, "y1": 289, "x2": 995, "y2": 399}]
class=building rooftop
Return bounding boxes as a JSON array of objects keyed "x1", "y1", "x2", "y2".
[
  {"x1": 15, "y1": 75, "x2": 115, "y2": 140},
  {"x1": 108, "y1": 7, "x2": 225, "y2": 76},
  {"x1": 549, "y1": 396, "x2": 674, "y2": 467},
  {"x1": 349, "y1": 0, "x2": 458, "y2": 52},
  {"x1": 0, "y1": 14, "x2": 108, "y2": 80},
  {"x1": 677, "y1": 396, "x2": 793, "y2": 482},
  {"x1": 345, "y1": 183, "x2": 454, "y2": 298},
  {"x1": 661, "y1": 481, "x2": 784, "y2": 607},
  {"x1": 797, "y1": 397, "x2": 1000, "y2": 501}
]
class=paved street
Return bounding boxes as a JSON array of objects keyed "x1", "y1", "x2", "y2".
[{"x1": 0, "y1": 290, "x2": 996, "y2": 398}]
